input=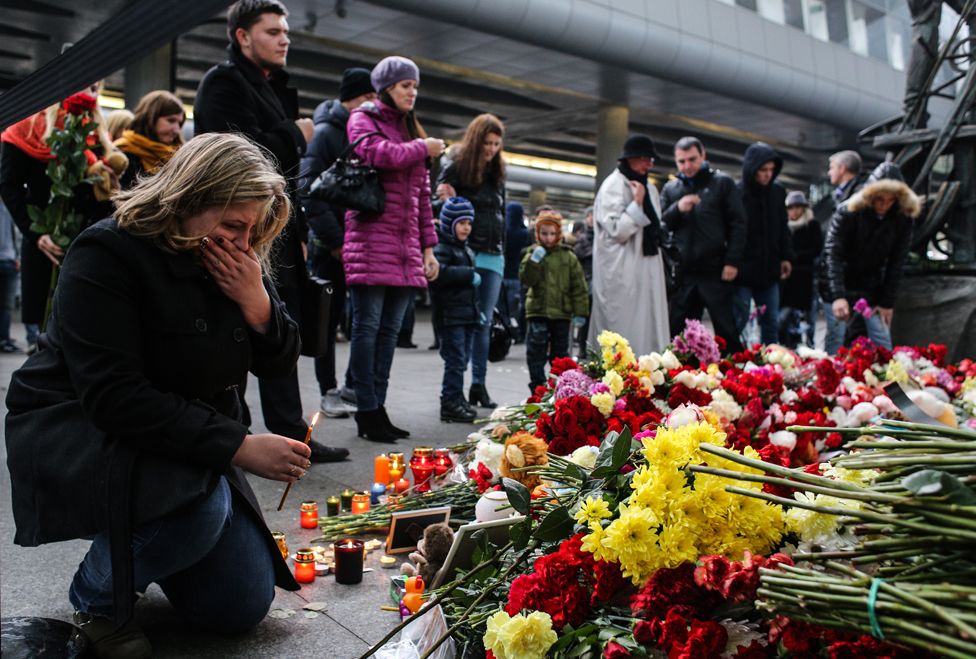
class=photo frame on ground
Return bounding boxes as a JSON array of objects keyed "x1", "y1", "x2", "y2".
[
  {"x1": 431, "y1": 516, "x2": 522, "y2": 588},
  {"x1": 385, "y1": 506, "x2": 452, "y2": 555}
]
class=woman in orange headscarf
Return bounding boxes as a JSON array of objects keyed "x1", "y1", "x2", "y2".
[{"x1": 114, "y1": 90, "x2": 185, "y2": 189}]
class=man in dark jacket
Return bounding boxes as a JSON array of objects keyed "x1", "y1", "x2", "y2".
[
  {"x1": 828, "y1": 150, "x2": 865, "y2": 209},
  {"x1": 660, "y1": 136, "x2": 746, "y2": 352},
  {"x1": 194, "y1": 0, "x2": 347, "y2": 462},
  {"x1": 818, "y1": 164, "x2": 918, "y2": 353},
  {"x1": 733, "y1": 142, "x2": 794, "y2": 345},
  {"x1": 298, "y1": 68, "x2": 375, "y2": 419}
]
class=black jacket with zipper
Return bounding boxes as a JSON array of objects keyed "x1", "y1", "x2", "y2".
[
  {"x1": 430, "y1": 227, "x2": 480, "y2": 327},
  {"x1": 436, "y1": 160, "x2": 505, "y2": 255},
  {"x1": 735, "y1": 143, "x2": 794, "y2": 287}
]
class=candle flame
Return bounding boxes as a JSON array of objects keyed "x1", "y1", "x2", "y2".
[{"x1": 309, "y1": 411, "x2": 321, "y2": 428}]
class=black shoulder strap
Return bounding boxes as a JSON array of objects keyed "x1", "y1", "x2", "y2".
[{"x1": 340, "y1": 131, "x2": 386, "y2": 159}]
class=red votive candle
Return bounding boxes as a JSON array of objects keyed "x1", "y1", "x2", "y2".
[
  {"x1": 294, "y1": 548, "x2": 316, "y2": 584},
  {"x1": 334, "y1": 539, "x2": 365, "y2": 585},
  {"x1": 394, "y1": 477, "x2": 410, "y2": 494},
  {"x1": 300, "y1": 501, "x2": 318, "y2": 529},
  {"x1": 410, "y1": 447, "x2": 435, "y2": 494},
  {"x1": 433, "y1": 448, "x2": 453, "y2": 476}
]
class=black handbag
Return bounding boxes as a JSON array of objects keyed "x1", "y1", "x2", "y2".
[
  {"x1": 300, "y1": 275, "x2": 333, "y2": 357},
  {"x1": 310, "y1": 131, "x2": 386, "y2": 215},
  {"x1": 488, "y1": 307, "x2": 512, "y2": 362}
]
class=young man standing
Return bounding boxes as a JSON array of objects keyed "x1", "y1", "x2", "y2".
[{"x1": 195, "y1": 0, "x2": 347, "y2": 462}]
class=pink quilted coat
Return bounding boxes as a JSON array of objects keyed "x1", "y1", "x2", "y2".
[{"x1": 343, "y1": 100, "x2": 437, "y2": 288}]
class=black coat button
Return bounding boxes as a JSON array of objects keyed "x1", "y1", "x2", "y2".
[
  {"x1": 195, "y1": 318, "x2": 207, "y2": 332},
  {"x1": 233, "y1": 327, "x2": 246, "y2": 342}
]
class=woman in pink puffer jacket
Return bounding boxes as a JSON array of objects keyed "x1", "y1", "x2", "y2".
[{"x1": 344, "y1": 56, "x2": 446, "y2": 442}]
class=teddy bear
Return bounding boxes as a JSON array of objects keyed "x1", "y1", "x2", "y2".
[
  {"x1": 499, "y1": 431, "x2": 549, "y2": 491},
  {"x1": 87, "y1": 150, "x2": 129, "y2": 201},
  {"x1": 400, "y1": 522, "x2": 454, "y2": 586}
]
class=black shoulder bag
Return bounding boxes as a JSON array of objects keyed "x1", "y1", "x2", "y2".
[{"x1": 310, "y1": 131, "x2": 386, "y2": 215}]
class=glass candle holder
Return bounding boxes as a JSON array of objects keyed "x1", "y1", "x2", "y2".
[
  {"x1": 388, "y1": 452, "x2": 405, "y2": 485},
  {"x1": 410, "y1": 446, "x2": 435, "y2": 494},
  {"x1": 326, "y1": 496, "x2": 340, "y2": 517},
  {"x1": 333, "y1": 539, "x2": 365, "y2": 585},
  {"x1": 374, "y1": 453, "x2": 390, "y2": 485},
  {"x1": 351, "y1": 491, "x2": 370, "y2": 514},
  {"x1": 433, "y1": 448, "x2": 453, "y2": 476},
  {"x1": 340, "y1": 489, "x2": 355, "y2": 511},
  {"x1": 294, "y1": 547, "x2": 316, "y2": 584},
  {"x1": 394, "y1": 477, "x2": 410, "y2": 494},
  {"x1": 370, "y1": 481, "x2": 387, "y2": 505},
  {"x1": 272, "y1": 531, "x2": 288, "y2": 560},
  {"x1": 300, "y1": 501, "x2": 318, "y2": 529}
]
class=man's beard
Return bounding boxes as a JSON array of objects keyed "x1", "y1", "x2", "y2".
[{"x1": 255, "y1": 52, "x2": 286, "y2": 72}]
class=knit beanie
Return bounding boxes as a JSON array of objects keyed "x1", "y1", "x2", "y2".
[
  {"x1": 439, "y1": 196, "x2": 475, "y2": 235},
  {"x1": 339, "y1": 68, "x2": 373, "y2": 102},
  {"x1": 534, "y1": 209, "x2": 563, "y2": 243},
  {"x1": 370, "y1": 56, "x2": 420, "y2": 93}
]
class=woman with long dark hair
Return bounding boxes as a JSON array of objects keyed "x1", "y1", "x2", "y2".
[
  {"x1": 344, "y1": 56, "x2": 445, "y2": 441},
  {"x1": 114, "y1": 90, "x2": 185, "y2": 189},
  {"x1": 436, "y1": 113, "x2": 506, "y2": 408}
]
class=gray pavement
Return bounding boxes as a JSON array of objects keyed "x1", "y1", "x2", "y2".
[{"x1": 0, "y1": 308, "x2": 532, "y2": 658}]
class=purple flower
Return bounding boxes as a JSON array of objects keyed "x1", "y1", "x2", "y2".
[
  {"x1": 589, "y1": 382, "x2": 611, "y2": 395},
  {"x1": 554, "y1": 369, "x2": 595, "y2": 400},
  {"x1": 853, "y1": 298, "x2": 873, "y2": 319},
  {"x1": 673, "y1": 319, "x2": 721, "y2": 365}
]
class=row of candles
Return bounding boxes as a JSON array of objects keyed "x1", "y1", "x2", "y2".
[{"x1": 273, "y1": 533, "x2": 365, "y2": 585}]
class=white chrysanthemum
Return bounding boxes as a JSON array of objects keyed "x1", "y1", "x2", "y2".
[{"x1": 568, "y1": 445, "x2": 599, "y2": 470}]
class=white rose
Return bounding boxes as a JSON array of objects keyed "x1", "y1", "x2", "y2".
[
  {"x1": 639, "y1": 376, "x2": 655, "y2": 395},
  {"x1": 568, "y1": 445, "x2": 599, "y2": 470},
  {"x1": 651, "y1": 370, "x2": 665, "y2": 386},
  {"x1": 660, "y1": 350, "x2": 680, "y2": 370},
  {"x1": 673, "y1": 370, "x2": 698, "y2": 388},
  {"x1": 779, "y1": 389, "x2": 799, "y2": 404},
  {"x1": 769, "y1": 430, "x2": 797, "y2": 451},
  {"x1": 664, "y1": 403, "x2": 706, "y2": 428},
  {"x1": 638, "y1": 353, "x2": 661, "y2": 372}
]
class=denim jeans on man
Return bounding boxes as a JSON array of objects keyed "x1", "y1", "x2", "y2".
[
  {"x1": 733, "y1": 283, "x2": 780, "y2": 346},
  {"x1": 69, "y1": 477, "x2": 275, "y2": 633},
  {"x1": 470, "y1": 269, "x2": 503, "y2": 384},
  {"x1": 821, "y1": 299, "x2": 892, "y2": 354},
  {"x1": 526, "y1": 318, "x2": 571, "y2": 391},
  {"x1": 439, "y1": 323, "x2": 476, "y2": 402},
  {"x1": 349, "y1": 285, "x2": 413, "y2": 410},
  {"x1": 0, "y1": 259, "x2": 17, "y2": 344}
]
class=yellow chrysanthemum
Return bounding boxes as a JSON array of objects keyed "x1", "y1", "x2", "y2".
[
  {"x1": 602, "y1": 370, "x2": 625, "y2": 396},
  {"x1": 641, "y1": 428, "x2": 694, "y2": 469},
  {"x1": 658, "y1": 522, "x2": 699, "y2": 567},
  {"x1": 484, "y1": 610, "x2": 558, "y2": 659},
  {"x1": 575, "y1": 496, "x2": 611, "y2": 526},
  {"x1": 590, "y1": 392, "x2": 615, "y2": 417},
  {"x1": 667, "y1": 490, "x2": 706, "y2": 526},
  {"x1": 600, "y1": 503, "x2": 660, "y2": 582},
  {"x1": 580, "y1": 523, "x2": 613, "y2": 562}
]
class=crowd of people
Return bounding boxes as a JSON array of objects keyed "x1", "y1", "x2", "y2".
[{"x1": 0, "y1": 0, "x2": 921, "y2": 655}]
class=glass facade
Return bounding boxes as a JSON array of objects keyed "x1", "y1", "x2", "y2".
[{"x1": 716, "y1": 0, "x2": 964, "y2": 73}]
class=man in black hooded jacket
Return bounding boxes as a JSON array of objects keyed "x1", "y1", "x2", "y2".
[
  {"x1": 733, "y1": 142, "x2": 794, "y2": 345},
  {"x1": 660, "y1": 136, "x2": 746, "y2": 352}
]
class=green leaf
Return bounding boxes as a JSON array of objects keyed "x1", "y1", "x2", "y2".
[
  {"x1": 532, "y1": 506, "x2": 574, "y2": 542},
  {"x1": 510, "y1": 518, "x2": 531, "y2": 550},
  {"x1": 502, "y1": 477, "x2": 531, "y2": 516},
  {"x1": 524, "y1": 403, "x2": 541, "y2": 415},
  {"x1": 612, "y1": 426, "x2": 633, "y2": 470},
  {"x1": 903, "y1": 470, "x2": 976, "y2": 505},
  {"x1": 591, "y1": 427, "x2": 633, "y2": 478}
]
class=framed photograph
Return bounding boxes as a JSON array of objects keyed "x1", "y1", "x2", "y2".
[
  {"x1": 385, "y1": 506, "x2": 452, "y2": 555},
  {"x1": 431, "y1": 516, "x2": 522, "y2": 588}
]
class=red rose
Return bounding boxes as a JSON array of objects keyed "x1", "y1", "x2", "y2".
[
  {"x1": 680, "y1": 620, "x2": 728, "y2": 659},
  {"x1": 667, "y1": 383, "x2": 712, "y2": 409},
  {"x1": 549, "y1": 356, "x2": 579, "y2": 377},
  {"x1": 633, "y1": 620, "x2": 658, "y2": 646},
  {"x1": 602, "y1": 641, "x2": 632, "y2": 659},
  {"x1": 63, "y1": 92, "x2": 97, "y2": 115}
]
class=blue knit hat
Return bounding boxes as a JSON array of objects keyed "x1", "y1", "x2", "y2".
[{"x1": 439, "y1": 196, "x2": 475, "y2": 235}]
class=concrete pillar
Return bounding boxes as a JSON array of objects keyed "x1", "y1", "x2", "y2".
[
  {"x1": 528, "y1": 186, "x2": 547, "y2": 215},
  {"x1": 124, "y1": 42, "x2": 176, "y2": 109},
  {"x1": 595, "y1": 104, "x2": 629, "y2": 191}
]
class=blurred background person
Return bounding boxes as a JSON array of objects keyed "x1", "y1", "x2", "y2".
[{"x1": 115, "y1": 90, "x2": 186, "y2": 189}]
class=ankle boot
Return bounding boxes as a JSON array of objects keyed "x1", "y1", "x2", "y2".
[
  {"x1": 441, "y1": 398, "x2": 477, "y2": 423},
  {"x1": 468, "y1": 383, "x2": 497, "y2": 409},
  {"x1": 72, "y1": 611, "x2": 152, "y2": 659},
  {"x1": 355, "y1": 409, "x2": 397, "y2": 443},
  {"x1": 378, "y1": 405, "x2": 410, "y2": 438}
]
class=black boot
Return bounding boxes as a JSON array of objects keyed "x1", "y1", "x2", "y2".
[
  {"x1": 355, "y1": 409, "x2": 398, "y2": 443},
  {"x1": 468, "y1": 383, "x2": 497, "y2": 409},
  {"x1": 441, "y1": 398, "x2": 476, "y2": 423},
  {"x1": 378, "y1": 405, "x2": 410, "y2": 438},
  {"x1": 308, "y1": 439, "x2": 350, "y2": 463}
]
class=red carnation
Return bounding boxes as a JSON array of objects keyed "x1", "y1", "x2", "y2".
[{"x1": 549, "y1": 356, "x2": 579, "y2": 377}]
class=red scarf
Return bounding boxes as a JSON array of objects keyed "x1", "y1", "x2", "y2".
[{"x1": 1, "y1": 112, "x2": 54, "y2": 161}]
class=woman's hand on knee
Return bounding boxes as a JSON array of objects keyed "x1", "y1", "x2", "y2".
[{"x1": 232, "y1": 433, "x2": 312, "y2": 482}]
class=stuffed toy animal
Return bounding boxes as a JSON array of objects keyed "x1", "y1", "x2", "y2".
[
  {"x1": 500, "y1": 431, "x2": 548, "y2": 491},
  {"x1": 88, "y1": 150, "x2": 129, "y2": 201},
  {"x1": 400, "y1": 522, "x2": 454, "y2": 585}
]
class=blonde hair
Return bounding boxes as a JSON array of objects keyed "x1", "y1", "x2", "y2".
[
  {"x1": 113, "y1": 133, "x2": 290, "y2": 272},
  {"x1": 105, "y1": 109, "x2": 134, "y2": 140}
]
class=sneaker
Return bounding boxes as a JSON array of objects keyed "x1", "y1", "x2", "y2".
[
  {"x1": 440, "y1": 398, "x2": 476, "y2": 423},
  {"x1": 308, "y1": 440, "x2": 349, "y2": 462},
  {"x1": 72, "y1": 611, "x2": 152, "y2": 659},
  {"x1": 321, "y1": 389, "x2": 352, "y2": 418},
  {"x1": 1, "y1": 340, "x2": 20, "y2": 353},
  {"x1": 339, "y1": 386, "x2": 358, "y2": 408}
]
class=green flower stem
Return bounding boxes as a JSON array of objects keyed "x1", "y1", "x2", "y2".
[
  {"x1": 697, "y1": 443, "x2": 863, "y2": 491},
  {"x1": 688, "y1": 464, "x2": 896, "y2": 504},
  {"x1": 846, "y1": 439, "x2": 976, "y2": 450},
  {"x1": 879, "y1": 420, "x2": 976, "y2": 440},
  {"x1": 833, "y1": 454, "x2": 976, "y2": 468}
]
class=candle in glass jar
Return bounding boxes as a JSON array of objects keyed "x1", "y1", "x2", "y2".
[
  {"x1": 333, "y1": 539, "x2": 365, "y2": 584},
  {"x1": 340, "y1": 489, "x2": 355, "y2": 511},
  {"x1": 433, "y1": 448, "x2": 453, "y2": 476},
  {"x1": 351, "y1": 491, "x2": 370, "y2": 514},
  {"x1": 388, "y1": 452, "x2": 405, "y2": 485},
  {"x1": 410, "y1": 447, "x2": 435, "y2": 494},
  {"x1": 300, "y1": 501, "x2": 318, "y2": 529},
  {"x1": 370, "y1": 481, "x2": 386, "y2": 505},
  {"x1": 271, "y1": 531, "x2": 288, "y2": 560},
  {"x1": 374, "y1": 454, "x2": 390, "y2": 485},
  {"x1": 394, "y1": 477, "x2": 410, "y2": 494},
  {"x1": 294, "y1": 548, "x2": 316, "y2": 584},
  {"x1": 326, "y1": 496, "x2": 340, "y2": 517}
]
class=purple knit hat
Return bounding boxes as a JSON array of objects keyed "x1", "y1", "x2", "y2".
[{"x1": 370, "y1": 56, "x2": 420, "y2": 92}]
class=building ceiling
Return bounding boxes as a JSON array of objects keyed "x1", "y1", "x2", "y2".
[{"x1": 0, "y1": 0, "x2": 870, "y2": 186}]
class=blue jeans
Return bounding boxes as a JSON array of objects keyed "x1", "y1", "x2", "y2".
[
  {"x1": 0, "y1": 259, "x2": 17, "y2": 343},
  {"x1": 470, "y1": 269, "x2": 503, "y2": 385},
  {"x1": 69, "y1": 478, "x2": 275, "y2": 634},
  {"x1": 439, "y1": 323, "x2": 476, "y2": 402},
  {"x1": 733, "y1": 283, "x2": 780, "y2": 346},
  {"x1": 822, "y1": 298, "x2": 892, "y2": 354},
  {"x1": 349, "y1": 285, "x2": 413, "y2": 410}
]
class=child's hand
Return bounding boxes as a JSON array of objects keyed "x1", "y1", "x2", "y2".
[
  {"x1": 530, "y1": 246, "x2": 547, "y2": 263},
  {"x1": 572, "y1": 316, "x2": 586, "y2": 328},
  {"x1": 471, "y1": 271, "x2": 482, "y2": 287}
]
